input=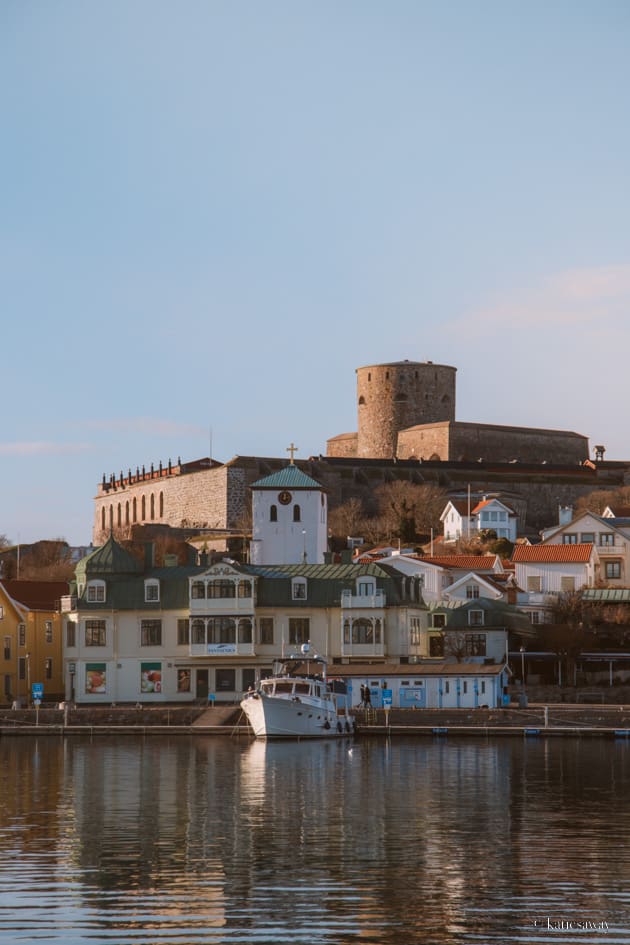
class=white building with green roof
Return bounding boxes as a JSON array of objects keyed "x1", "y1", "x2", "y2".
[{"x1": 250, "y1": 462, "x2": 328, "y2": 566}]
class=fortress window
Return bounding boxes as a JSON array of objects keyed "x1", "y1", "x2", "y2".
[
  {"x1": 358, "y1": 396, "x2": 366, "y2": 405},
  {"x1": 293, "y1": 504, "x2": 301, "y2": 522},
  {"x1": 270, "y1": 504, "x2": 278, "y2": 522}
]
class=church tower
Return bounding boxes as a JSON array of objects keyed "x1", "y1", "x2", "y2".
[{"x1": 250, "y1": 452, "x2": 328, "y2": 566}]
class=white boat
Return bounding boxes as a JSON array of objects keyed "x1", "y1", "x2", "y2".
[{"x1": 240, "y1": 645, "x2": 354, "y2": 739}]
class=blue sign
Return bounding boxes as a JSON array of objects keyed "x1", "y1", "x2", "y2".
[
  {"x1": 382, "y1": 688, "x2": 393, "y2": 708},
  {"x1": 32, "y1": 683, "x2": 44, "y2": 700}
]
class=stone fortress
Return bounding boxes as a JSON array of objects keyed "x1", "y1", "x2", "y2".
[
  {"x1": 93, "y1": 359, "x2": 628, "y2": 545},
  {"x1": 326, "y1": 360, "x2": 588, "y2": 464}
]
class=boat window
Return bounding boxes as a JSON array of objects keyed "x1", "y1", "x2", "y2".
[
  {"x1": 261, "y1": 682, "x2": 274, "y2": 693},
  {"x1": 294, "y1": 682, "x2": 310, "y2": 694},
  {"x1": 275, "y1": 682, "x2": 294, "y2": 694}
]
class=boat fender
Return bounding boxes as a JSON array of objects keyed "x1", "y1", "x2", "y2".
[
  {"x1": 337, "y1": 721, "x2": 343, "y2": 733},
  {"x1": 345, "y1": 721, "x2": 351, "y2": 733},
  {"x1": 324, "y1": 721, "x2": 331, "y2": 730}
]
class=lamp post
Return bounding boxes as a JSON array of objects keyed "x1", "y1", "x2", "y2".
[
  {"x1": 520, "y1": 646, "x2": 526, "y2": 685},
  {"x1": 26, "y1": 651, "x2": 31, "y2": 704}
]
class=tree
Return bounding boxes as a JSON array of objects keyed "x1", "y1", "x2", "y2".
[{"x1": 371, "y1": 482, "x2": 447, "y2": 544}]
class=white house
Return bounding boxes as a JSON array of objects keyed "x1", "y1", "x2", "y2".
[
  {"x1": 539, "y1": 509, "x2": 630, "y2": 587},
  {"x1": 441, "y1": 496, "x2": 518, "y2": 542},
  {"x1": 511, "y1": 543, "x2": 599, "y2": 623}
]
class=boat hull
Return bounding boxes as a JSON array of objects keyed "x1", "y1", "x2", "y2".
[{"x1": 241, "y1": 692, "x2": 353, "y2": 739}]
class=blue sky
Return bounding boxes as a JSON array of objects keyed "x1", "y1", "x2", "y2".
[{"x1": 2, "y1": 1, "x2": 629, "y2": 545}]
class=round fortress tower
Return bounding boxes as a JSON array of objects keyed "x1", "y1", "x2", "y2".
[{"x1": 356, "y1": 360, "x2": 457, "y2": 458}]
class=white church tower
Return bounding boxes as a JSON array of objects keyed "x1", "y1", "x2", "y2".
[{"x1": 250, "y1": 447, "x2": 328, "y2": 566}]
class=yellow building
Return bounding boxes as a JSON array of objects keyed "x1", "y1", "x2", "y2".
[{"x1": 0, "y1": 580, "x2": 68, "y2": 704}]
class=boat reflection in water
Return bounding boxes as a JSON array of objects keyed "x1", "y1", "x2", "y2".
[{"x1": 240, "y1": 643, "x2": 354, "y2": 738}]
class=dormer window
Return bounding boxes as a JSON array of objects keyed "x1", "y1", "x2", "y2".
[
  {"x1": 87, "y1": 580, "x2": 106, "y2": 603},
  {"x1": 145, "y1": 579, "x2": 160, "y2": 603},
  {"x1": 466, "y1": 584, "x2": 480, "y2": 599},
  {"x1": 468, "y1": 609, "x2": 484, "y2": 627},
  {"x1": 357, "y1": 579, "x2": 376, "y2": 597},
  {"x1": 292, "y1": 578, "x2": 307, "y2": 601}
]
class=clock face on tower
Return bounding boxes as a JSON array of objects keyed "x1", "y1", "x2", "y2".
[{"x1": 278, "y1": 490, "x2": 292, "y2": 505}]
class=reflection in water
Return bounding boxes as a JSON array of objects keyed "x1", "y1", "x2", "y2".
[{"x1": 1, "y1": 735, "x2": 630, "y2": 943}]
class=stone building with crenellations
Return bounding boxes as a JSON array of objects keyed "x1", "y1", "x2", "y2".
[
  {"x1": 93, "y1": 360, "x2": 628, "y2": 546},
  {"x1": 326, "y1": 359, "x2": 589, "y2": 464}
]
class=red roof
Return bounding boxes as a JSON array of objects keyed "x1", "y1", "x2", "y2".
[
  {"x1": 422, "y1": 555, "x2": 500, "y2": 570},
  {"x1": 511, "y1": 544, "x2": 594, "y2": 563},
  {"x1": 1, "y1": 580, "x2": 69, "y2": 610}
]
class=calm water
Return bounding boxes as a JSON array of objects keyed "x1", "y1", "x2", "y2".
[{"x1": 1, "y1": 734, "x2": 630, "y2": 944}]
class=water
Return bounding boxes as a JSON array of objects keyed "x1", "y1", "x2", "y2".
[{"x1": 1, "y1": 735, "x2": 630, "y2": 944}]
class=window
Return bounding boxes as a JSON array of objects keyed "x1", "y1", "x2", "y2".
[
  {"x1": 347, "y1": 618, "x2": 374, "y2": 645},
  {"x1": 468, "y1": 610, "x2": 484, "y2": 627},
  {"x1": 85, "y1": 620, "x2": 107, "y2": 646},
  {"x1": 207, "y1": 617, "x2": 236, "y2": 644},
  {"x1": 429, "y1": 635, "x2": 444, "y2": 657},
  {"x1": 465, "y1": 633, "x2": 486, "y2": 656},
  {"x1": 292, "y1": 579, "x2": 307, "y2": 600},
  {"x1": 530, "y1": 611, "x2": 541, "y2": 624},
  {"x1": 18, "y1": 624, "x2": 25, "y2": 646},
  {"x1": 357, "y1": 580, "x2": 375, "y2": 596},
  {"x1": 600, "y1": 533, "x2": 615, "y2": 546},
  {"x1": 293, "y1": 505, "x2": 301, "y2": 522},
  {"x1": 560, "y1": 576, "x2": 575, "y2": 592},
  {"x1": 289, "y1": 618, "x2": 310, "y2": 645},
  {"x1": 45, "y1": 621, "x2": 53, "y2": 644},
  {"x1": 4, "y1": 675, "x2": 11, "y2": 698},
  {"x1": 66, "y1": 622, "x2": 76, "y2": 647},
  {"x1": 177, "y1": 619, "x2": 190, "y2": 645},
  {"x1": 141, "y1": 619, "x2": 162, "y2": 646},
  {"x1": 259, "y1": 618, "x2": 274, "y2": 645},
  {"x1": 192, "y1": 619, "x2": 206, "y2": 644},
  {"x1": 606, "y1": 561, "x2": 621, "y2": 580},
  {"x1": 87, "y1": 581, "x2": 106, "y2": 603},
  {"x1": 0, "y1": 606, "x2": 3, "y2": 619},
  {"x1": 270, "y1": 504, "x2": 278, "y2": 522},
  {"x1": 432, "y1": 613, "x2": 446, "y2": 629},
  {"x1": 145, "y1": 580, "x2": 160, "y2": 603},
  {"x1": 45, "y1": 658, "x2": 52, "y2": 680},
  {"x1": 238, "y1": 580, "x2": 252, "y2": 599},
  {"x1": 216, "y1": 668, "x2": 236, "y2": 691},
  {"x1": 191, "y1": 581, "x2": 205, "y2": 599},
  {"x1": 18, "y1": 658, "x2": 26, "y2": 680},
  {"x1": 3, "y1": 636, "x2": 10, "y2": 661},
  {"x1": 238, "y1": 618, "x2": 253, "y2": 644},
  {"x1": 466, "y1": 584, "x2": 480, "y2": 599},
  {"x1": 581, "y1": 532, "x2": 595, "y2": 543},
  {"x1": 527, "y1": 576, "x2": 542, "y2": 592},
  {"x1": 207, "y1": 581, "x2": 236, "y2": 599},
  {"x1": 562, "y1": 534, "x2": 578, "y2": 544}
]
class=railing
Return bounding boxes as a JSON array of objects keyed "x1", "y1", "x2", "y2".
[
  {"x1": 595, "y1": 541, "x2": 625, "y2": 555},
  {"x1": 60, "y1": 596, "x2": 77, "y2": 612},
  {"x1": 340, "y1": 642, "x2": 385, "y2": 659},
  {"x1": 340, "y1": 589, "x2": 386, "y2": 608}
]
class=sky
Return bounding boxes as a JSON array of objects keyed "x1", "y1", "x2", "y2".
[{"x1": 2, "y1": 0, "x2": 630, "y2": 545}]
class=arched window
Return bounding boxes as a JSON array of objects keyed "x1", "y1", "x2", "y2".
[
  {"x1": 293, "y1": 504, "x2": 301, "y2": 522},
  {"x1": 358, "y1": 395, "x2": 366, "y2": 405},
  {"x1": 101, "y1": 508, "x2": 106, "y2": 531},
  {"x1": 270, "y1": 504, "x2": 278, "y2": 522},
  {"x1": 108, "y1": 506, "x2": 113, "y2": 529},
  {"x1": 238, "y1": 618, "x2": 253, "y2": 644},
  {"x1": 125, "y1": 501, "x2": 130, "y2": 525},
  {"x1": 117, "y1": 503, "x2": 121, "y2": 527},
  {"x1": 192, "y1": 619, "x2": 206, "y2": 644},
  {"x1": 141, "y1": 495, "x2": 146, "y2": 520},
  {"x1": 132, "y1": 497, "x2": 137, "y2": 522},
  {"x1": 159, "y1": 492, "x2": 164, "y2": 517},
  {"x1": 150, "y1": 494, "x2": 155, "y2": 520}
]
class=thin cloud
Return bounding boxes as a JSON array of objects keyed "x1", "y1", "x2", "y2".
[
  {"x1": 453, "y1": 263, "x2": 630, "y2": 333},
  {"x1": 79, "y1": 417, "x2": 208, "y2": 436},
  {"x1": 0, "y1": 441, "x2": 92, "y2": 456}
]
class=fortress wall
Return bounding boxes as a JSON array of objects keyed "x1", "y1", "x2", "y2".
[
  {"x1": 448, "y1": 422, "x2": 589, "y2": 464},
  {"x1": 326, "y1": 432, "x2": 359, "y2": 458},
  {"x1": 396, "y1": 422, "x2": 452, "y2": 460}
]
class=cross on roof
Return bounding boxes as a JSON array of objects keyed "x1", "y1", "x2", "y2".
[{"x1": 286, "y1": 442, "x2": 299, "y2": 464}]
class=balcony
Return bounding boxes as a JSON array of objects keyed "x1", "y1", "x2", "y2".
[
  {"x1": 340, "y1": 642, "x2": 385, "y2": 659},
  {"x1": 595, "y1": 541, "x2": 626, "y2": 556},
  {"x1": 341, "y1": 589, "x2": 386, "y2": 608},
  {"x1": 60, "y1": 596, "x2": 77, "y2": 612}
]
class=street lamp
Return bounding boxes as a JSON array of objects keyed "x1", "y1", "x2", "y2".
[
  {"x1": 26, "y1": 651, "x2": 31, "y2": 703},
  {"x1": 520, "y1": 646, "x2": 525, "y2": 685}
]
